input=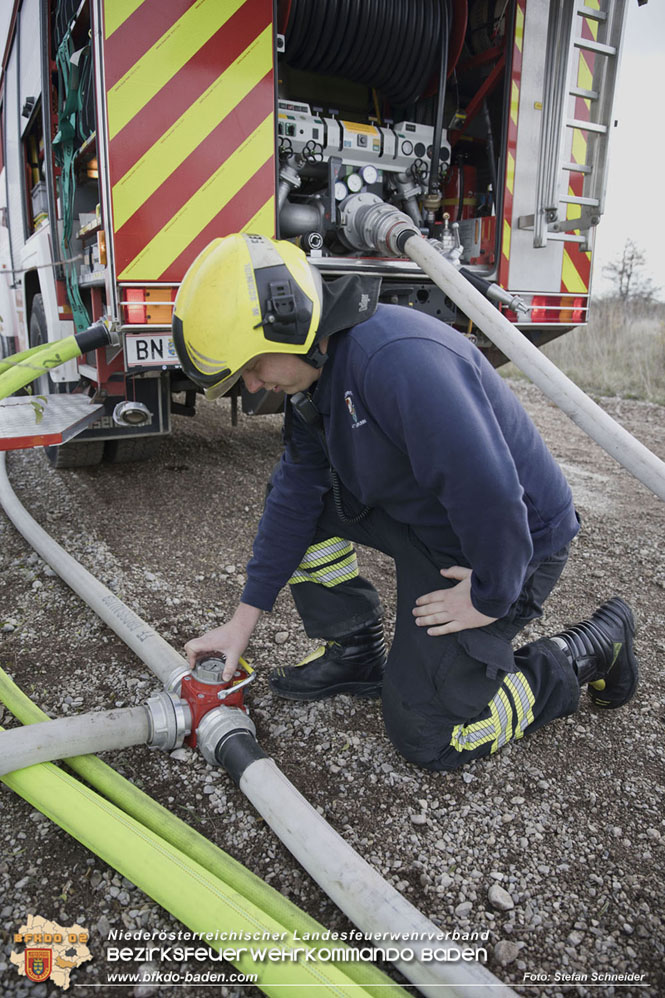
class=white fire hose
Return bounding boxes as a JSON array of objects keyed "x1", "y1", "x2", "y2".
[
  {"x1": 338, "y1": 194, "x2": 665, "y2": 503},
  {"x1": 0, "y1": 707, "x2": 150, "y2": 775}
]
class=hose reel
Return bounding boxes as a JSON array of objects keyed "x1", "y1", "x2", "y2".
[{"x1": 280, "y1": 0, "x2": 453, "y2": 106}]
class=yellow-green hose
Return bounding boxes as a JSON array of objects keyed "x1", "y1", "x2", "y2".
[
  {"x1": 1, "y1": 736, "x2": 387, "y2": 997},
  {"x1": 0, "y1": 336, "x2": 81, "y2": 399},
  {"x1": 0, "y1": 340, "x2": 53, "y2": 376},
  {"x1": 0, "y1": 669, "x2": 403, "y2": 997},
  {"x1": 0, "y1": 322, "x2": 113, "y2": 400}
]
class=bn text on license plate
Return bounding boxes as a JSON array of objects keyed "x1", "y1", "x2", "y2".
[{"x1": 125, "y1": 334, "x2": 179, "y2": 367}]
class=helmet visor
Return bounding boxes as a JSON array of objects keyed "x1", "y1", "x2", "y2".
[
  {"x1": 203, "y1": 347, "x2": 265, "y2": 400},
  {"x1": 204, "y1": 369, "x2": 243, "y2": 401}
]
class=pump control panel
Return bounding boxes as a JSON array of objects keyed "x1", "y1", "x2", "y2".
[{"x1": 277, "y1": 101, "x2": 450, "y2": 178}]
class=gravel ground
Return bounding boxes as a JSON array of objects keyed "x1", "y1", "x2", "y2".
[{"x1": 0, "y1": 379, "x2": 663, "y2": 998}]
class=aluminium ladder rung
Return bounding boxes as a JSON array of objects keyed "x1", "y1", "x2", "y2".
[
  {"x1": 566, "y1": 118, "x2": 608, "y2": 133},
  {"x1": 563, "y1": 162, "x2": 593, "y2": 174},
  {"x1": 560, "y1": 195, "x2": 600, "y2": 206},
  {"x1": 516, "y1": 215, "x2": 588, "y2": 239},
  {"x1": 577, "y1": 6, "x2": 607, "y2": 21},
  {"x1": 546, "y1": 232, "x2": 587, "y2": 243},
  {"x1": 574, "y1": 37, "x2": 616, "y2": 56},
  {"x1": 518, "y1": 223, "x2": 588, "y2": 243},
  {"x1": 570, "y1": 85, "x2": 599, "y2": 100}
]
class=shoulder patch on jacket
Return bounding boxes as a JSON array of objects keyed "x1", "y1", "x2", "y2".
[{"x1": 344, "y1": 391, "x2": 367, "y2": 429}]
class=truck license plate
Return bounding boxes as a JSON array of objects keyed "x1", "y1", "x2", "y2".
[{"x1": 125, "y1": 333, "x2": 179, "y2": 367}]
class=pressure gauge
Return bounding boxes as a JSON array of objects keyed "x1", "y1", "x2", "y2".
[
  {"x1": 360, "y1": 165, "x2": 378, "y2": 185},
  {"x1": 334, "y1": 181, "x2": 348, "y2": 201},
  {"x1": 346, "y1": 172, "x2": 363, "y2": 192}
]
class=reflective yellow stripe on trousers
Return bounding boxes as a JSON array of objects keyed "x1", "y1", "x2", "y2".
[{"x1": 289, "y1": 537, "x2": 358, "y2": 588}]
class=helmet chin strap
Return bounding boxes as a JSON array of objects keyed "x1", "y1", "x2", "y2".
[{"x1": 303, "y1": 342, "x2": 329, "y2": 369}]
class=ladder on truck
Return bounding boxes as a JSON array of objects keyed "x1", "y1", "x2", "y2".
[{"x1": 518, "y1": 0, "x2": 628, "y2": 251}]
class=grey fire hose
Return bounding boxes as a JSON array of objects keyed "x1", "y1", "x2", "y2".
[
  {"x1": 197, "y1": 708, "x2": 517, "y2": 997},
  {"x1": 0, "y1": 707, "x2": 151, "y2": 775},
  {"x1": 338, "y1": 194, "x2": 665, "y2": 503}
]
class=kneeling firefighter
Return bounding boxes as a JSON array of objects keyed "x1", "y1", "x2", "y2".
[{"x1": 172, "y1": 233, "x2": 639, "y2": 771}]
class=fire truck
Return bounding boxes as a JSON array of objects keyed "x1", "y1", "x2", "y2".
[{"x1": 0, "y1": 0, "x2": 629, "y2": 466}]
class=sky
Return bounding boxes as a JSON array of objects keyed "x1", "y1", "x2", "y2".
[
  {"x1": 0, "y1": 6, "x2": 10, "y2": 65},
  {"x1": 0, "y1": 1, "x2": 660, "y2": 296},
  {"x1": 590, "y1": 1, "x2": 665, "y2": 297}
]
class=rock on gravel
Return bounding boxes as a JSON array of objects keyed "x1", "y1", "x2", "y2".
[
  {"x1": 494, "y1": 940, "x2": 526, "y2": 967},
  {"x1": 488, "y1": 883, "x2": 515, "y2": 911}
]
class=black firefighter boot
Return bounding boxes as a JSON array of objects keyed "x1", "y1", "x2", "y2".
[
  {"x1": 549, "y1": 597, "x2": 639, "y2": 708},
  {"x1": 268, "y1": 620, "x2": 386, "y2": 701}
]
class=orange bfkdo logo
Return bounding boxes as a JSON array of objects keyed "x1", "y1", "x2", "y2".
[
  {"x1": 25, "y1": 948, "x2": 53, "y2": 982},
  {"x1": 11, "y1": 915, "x2": 92, "y2": 991}
]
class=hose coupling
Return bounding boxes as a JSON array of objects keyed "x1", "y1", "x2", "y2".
[
  {"x1": 197, "y1": 705, "x2": 259, "y2": 772},
  {"x1": 145, "y1": 691, "x2": 191, "y2": 751},
  {"x1": 423, "y1": 192, "x2": 442, "y2": 214},
  {"x1": 279, "y1": 160, "x2": 302, "y2": 192},
  {"x1": 487, "y1": 285, "x2": 529, "y2": 314},
  {"x1": 164, "y1": 664, "x2": 192, "y2": 696},
  {"x1": 338, "y1": 193, "x2": 420, "y2": 257},
  {"x1": 278, "y1": 156, "x2": 302, "y2": 212},
  {"x1": 103, "y1": 317, "x2": 122, "y2": 348},
  {"x1": 75, "y1": 319, "x2": 120, "y2": 354},
  {"x1": 428, "y1": 230, "x2": 462, "y2": 266}
]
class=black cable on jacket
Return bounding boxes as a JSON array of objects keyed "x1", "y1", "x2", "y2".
[
  {"x1": 331, "y1": 469, "x2": 372, "y2": 525},
  {"x1": 286, "y1": 394, "x2": 372, "y2": 524}
]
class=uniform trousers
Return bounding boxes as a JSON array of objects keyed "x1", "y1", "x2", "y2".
[{"x1": 287, "y1": 490, "x2": 579, "y2": 771}]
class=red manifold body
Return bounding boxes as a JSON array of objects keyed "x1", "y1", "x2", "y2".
[{"x1": 180, "y1": 663, "x2": 253, "y2": 748}]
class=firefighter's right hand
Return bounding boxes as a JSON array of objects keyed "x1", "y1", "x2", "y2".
[{"x1": 184, "y1": 603, "x2": 262, "y2": 680}]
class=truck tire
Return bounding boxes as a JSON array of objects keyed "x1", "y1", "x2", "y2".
[
  {"x1": 0, "y1": 333, "x2": 15, "y2": 361},
  {"x1": 104, "y1": 437, "x2": 162, "y2": 463},
  {"x1": 29, "y1": 293, "x2": 105, "y2": 469},
  {"x1": 28, "y1": 293, "x2": 51, "y2": 396}
]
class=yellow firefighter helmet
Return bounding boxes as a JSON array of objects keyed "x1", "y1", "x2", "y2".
[{"x1": 172, "y1": 233, "x2": 322, "y2": 399}]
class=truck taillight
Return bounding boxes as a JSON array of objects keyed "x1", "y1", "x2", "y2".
[
  {"x1": 571, "y1": 297, "x2": 584, "y2": 325},
  {"x1": 532, "y1": 295, "x2": 586, "y2": 325},
  {"x1": 121, "y1": 288, "x2": 177, "y2": 325},
  {"x1": 124, "y1": 288, "x2": 146, "y2": 324},
  {"x1": 530, "y1": 296, "x2": 551, "y2": 323}
]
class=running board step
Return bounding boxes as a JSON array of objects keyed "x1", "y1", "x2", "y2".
[{"x1": 0, "y1": 395, "x2": 104, "y2": 451}]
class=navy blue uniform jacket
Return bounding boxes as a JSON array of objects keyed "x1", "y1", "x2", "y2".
[{"x1": 242, "y1": 305, "x2": 579, "y2": 618}]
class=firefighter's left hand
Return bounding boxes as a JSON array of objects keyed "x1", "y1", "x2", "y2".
[{"x1": 413, "y1": 566, "x2": 498, "y2": 635}]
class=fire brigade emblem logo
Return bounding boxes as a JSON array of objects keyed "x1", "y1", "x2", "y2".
[
  {"x1": 344, "y1": 391, "x2": 367, "y2": 429},
  {"x1": 25, "y1": 948, "x2": 52, "y2": 983},
  {"x1": 11, "y1": 915, "x2": 92, "y2": 989},
  {"x1": 344, "y1": 390, "x2": 359, "y2": 423}
]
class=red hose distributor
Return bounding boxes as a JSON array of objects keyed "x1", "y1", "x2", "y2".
[{"x1": 180, "y1": 656, "x2": 255, "y2": 748}]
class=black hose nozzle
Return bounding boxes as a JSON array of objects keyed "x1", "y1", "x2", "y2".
[{"x1": 75, "y1": 321, "x2": 116, "y2": 355}]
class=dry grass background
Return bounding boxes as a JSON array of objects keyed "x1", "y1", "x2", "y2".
[{"x1": 503, "y1": 298, "x2": 665, "y2": 404}]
